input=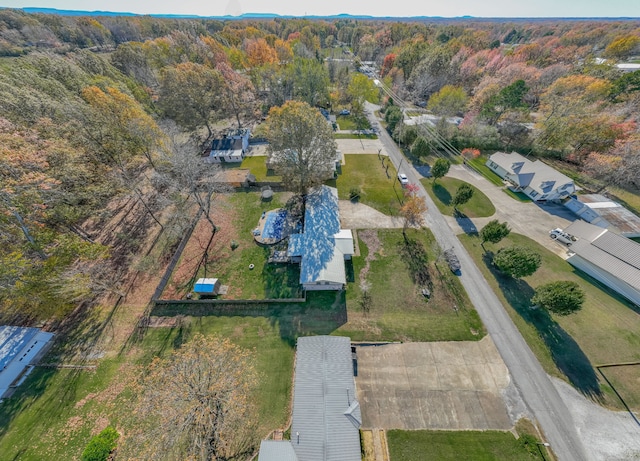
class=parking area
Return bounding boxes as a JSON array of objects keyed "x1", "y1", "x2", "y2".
[{"x1": 355, "y1": 337, "x2": 521, "y2": 430}]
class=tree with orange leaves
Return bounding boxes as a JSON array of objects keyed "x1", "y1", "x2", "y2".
[
  {"x1": 400, "y1": 183, "x2": 427, "y2": 239},
  {"x1": 245, "y1": 37, "x2": 278, "y2": 67}
]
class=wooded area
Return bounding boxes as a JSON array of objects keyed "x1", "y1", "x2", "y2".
[{"x1": 0, "y1": 9, "x2": 639, "y2": 327}]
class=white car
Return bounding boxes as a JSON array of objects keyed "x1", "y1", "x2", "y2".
[
  {"x1": 398, "y1": 173, "x2": 409, "y2": 186},
  {"x1": 549, "y1": 228, "x2": 577, "y2": 245}
]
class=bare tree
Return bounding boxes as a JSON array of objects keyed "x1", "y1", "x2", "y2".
[{"x1": 123, "y1": 334, "x2": 259, "y2": 461}]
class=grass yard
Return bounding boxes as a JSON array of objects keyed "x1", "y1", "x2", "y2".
[
  {"x1": 338, "y1": 228, "x2": 484, "y2": 342},
  {"x1": 336, "y1": 154, "x2": 403, "y2": 215},
  {"x1": 421, "y1": 176, "x2": 496, "y2": 218},
  {"x1": 386, "y1": 430, "x2": 545, "y2": 461},
  {"x1": 0, "y1": 315, "x2": 296, "y2": 460},
  {"x1": 459, "y1": 232, "x2": 640, "y2": 410},
  {"x1": 334, "y1": 133, "x2": 378, "y2": 139},
  {"x1": 237, "y1": 156, "x2": 280, "y2": 182},
  {"x1": 336, "y1": 115, "x2": 371, "y2": 131},
  {"x1": 466, "y1": 156, "x2": 504, "y2": 186},
  {"x1": 162, "y1": 191, "x2": 302, "y2": 300}
]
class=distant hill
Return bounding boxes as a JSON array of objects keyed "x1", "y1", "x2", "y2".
[{"x1": 9, "y1": 7, "x2": 638, "y2": 21}]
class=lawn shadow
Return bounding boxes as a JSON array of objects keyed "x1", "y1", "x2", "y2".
[
  {"x1": 454, "y1": 210, "x2": 478, "y2": 236},
  {"x1": 483, "y1": 252, "x2": 603, "y2": 400},
  {"x1": 262, "y1": 262, "x2": 302, "y2": 299},
  {"x1": 150, "y1": 291, "x2": 347, "y2": 348},
  {"x1": 432, "y1": 182, "x2": 452, "y2": 206}
]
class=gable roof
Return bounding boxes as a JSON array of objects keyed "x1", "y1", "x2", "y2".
[
  {"x1": 564, "y1": 221, "x2": 640, "y2": 291},
  {"x1": 291, "y1": 336, "x2": 361, "y2": 461},
  {"x1": 209, "y1": 138, "x2": 243, "y2": 156},
  {"x1": 489, "y1": 152, "x2": 573, "y2": 194},
  {"x1": 288, "y1": 186, "x2": 353, "y2": 286}
]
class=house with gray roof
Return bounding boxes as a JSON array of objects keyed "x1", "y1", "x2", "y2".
[
  {"x1": 564, "y1": 194, "x2": 640, "y2": 238},
  {"x1": 486, "y1": 152, "x2": 575, "y2": 202},
  {"x1": 287, "y1": 185, "x2": 354, "y2": 291},
  {"x1": 562, "y1": 221, "x2": 640, "y2": 307},
  {"x1": 258, "y1": 335, "x2": 361, "y2": 461},
  {"x1": 0, "y1": 326, "x2": 54, "y2": 399}
]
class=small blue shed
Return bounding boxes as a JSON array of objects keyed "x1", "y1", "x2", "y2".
[{"x1": 193, "y1": 278, "x2": 221, "y2": 296}]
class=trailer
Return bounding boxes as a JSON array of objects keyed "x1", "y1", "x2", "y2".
[{"x1": 444, "y1": 248, "x2": 461, "y2": 273}]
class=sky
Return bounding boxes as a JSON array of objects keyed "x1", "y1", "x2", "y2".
[{"x1": 1, "y1": 0, "x2": 639, "y2": 18}]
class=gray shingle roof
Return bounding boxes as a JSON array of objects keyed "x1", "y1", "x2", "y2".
[
  {"x1": 291, "y1": 336, "x2": 361, "y2": 461},
  {"x1": 489, "y1": 152, "x2": 574, "y2": 194}
]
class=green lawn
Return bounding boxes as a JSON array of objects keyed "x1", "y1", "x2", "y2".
[
  {"x1": 338, "y1": 228, "x2": 484, "y2": 342},
  {"x1": 236, "y1": 156, "x2": 280, "y2": 182},
  {"x1": 421, "y1": 176, "x2": 496, "y2": 218},
  {"x1": 333, "y1": 133, "x2": 378, "y2": 139},
  {"x1": 336, "y1": 115, "x2": 371, "y2": 131},
  {"x1": 466, "y1": 156, "x2": 504, "y2": 186},
  {"x1": 0, "y1": 315, "x2": 296, "y2": 460},
  {"x1": 336, "y1": 154, "x2": 403, "y2": 215},
  {"x1": 213, "y1": 192, "x2": 301, "y2": 299},
  {"x1": 460, "y1": 232, "x2": 640, "y2": 410},
  {"x1": 387, "y1": 430, "x2": 545, "y2": 461}
]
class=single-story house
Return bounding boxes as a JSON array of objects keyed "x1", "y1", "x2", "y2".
[
  {"x1": 258, "y1": 335, "x2": 361, "y2": 461},
  {"x1": 562, "y1": 221, "x2": 640, "y2": 307},
  {"x1": 564, "y1": 194, "x2": 640, "y2": 238},
  {"x1": 486, "y1": 152, "x2": 575, "y2": 202},
  {"x1": 1, "y1": 326, "x2": 54, "y2": 399},
  {"x1": 193, "y1": 278, "x2": 221, "y2": 296},
  {"x1": 203, "y1": 128, "x2": 250, "y2": 164},
  {"x1": 287, "y1": 186, "x2": 354, "y2": 291}
]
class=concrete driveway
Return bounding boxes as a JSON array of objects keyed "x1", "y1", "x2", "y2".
[
  {"x1": 336, "y1": 137, "x2": 386, "y2": 155},
  {"x1": 444, "y1": 164, "x2": 576, "y2": 257},
  {"x1": 355, "y1": 337, "x2": 527, "y2": 430}
]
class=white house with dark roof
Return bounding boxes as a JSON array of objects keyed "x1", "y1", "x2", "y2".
[
  {"x1": 287, "y1": 185, "x2": 353, "y2": 291},
  {"x1": 486, "y1": 152, "x2": 575, "y2": 202},
  {"x1": 258, "y1": 335, "x2": 361, "y2": 461},
  {"x1": 203, "y1": 128, "x2": 250, "y2": 163},
  {"x1": 0, "y1": 326, "x2": 54, "y2": 399},
  {"x1": 562, "y1": 221, "x2": 640, "y2": 307}
]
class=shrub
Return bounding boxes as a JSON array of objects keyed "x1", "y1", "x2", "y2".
[
  {"x1": 349, "y1": 187, "x2": 361, "y2": 201},
  {"x1": 532, "y1": 281, "x2": 585, "y2": 315},
  {"x1": 493, "y1": 245, "x2": 541, "y2": 278},
  {"x1": 82, "y1": 426, "x2": 119, "y2": 461}
]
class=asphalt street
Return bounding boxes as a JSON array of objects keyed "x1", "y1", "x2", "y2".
[{"x1": 365, "y1": 102, "x2": 591, "y2": 461}]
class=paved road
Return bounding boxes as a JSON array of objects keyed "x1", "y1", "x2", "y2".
[{"x1": 365, "y1": 102, "x2": 591, "y2": 461}]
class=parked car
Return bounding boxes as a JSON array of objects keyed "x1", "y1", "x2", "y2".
[
  {"x1": 549, "y1": 228, "x2": 577, "y2": 245},
  {"x1": 340, "y1": 109, "x2": 351, "y2": 115},
  {"x1": 397, "y1": 173, "x2": 409, "y2": 186}
]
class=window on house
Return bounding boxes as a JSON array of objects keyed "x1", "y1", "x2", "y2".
[{"x1": 529, "y1": 191, "x2": 538, "y2": 197}]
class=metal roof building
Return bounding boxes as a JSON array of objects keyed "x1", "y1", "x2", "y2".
[
  {"x1": 258, "y1": 335, "x2": 361, "y2": 461},
  {"x1": 288, "y1": 186, "x2": 354, "y2": 290},
  {"x1": 563, "y1": 221, "x2": 640, "y2": 307},
  {"x1": 0, "y1": 326, "x2": 54, "y2": 399},
  {"x1": 564, "y1": 194, "x2": 640, "y2": 238},
  {"x1": 291, "y1": 335, "x2": 361, "y2": 461}
]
